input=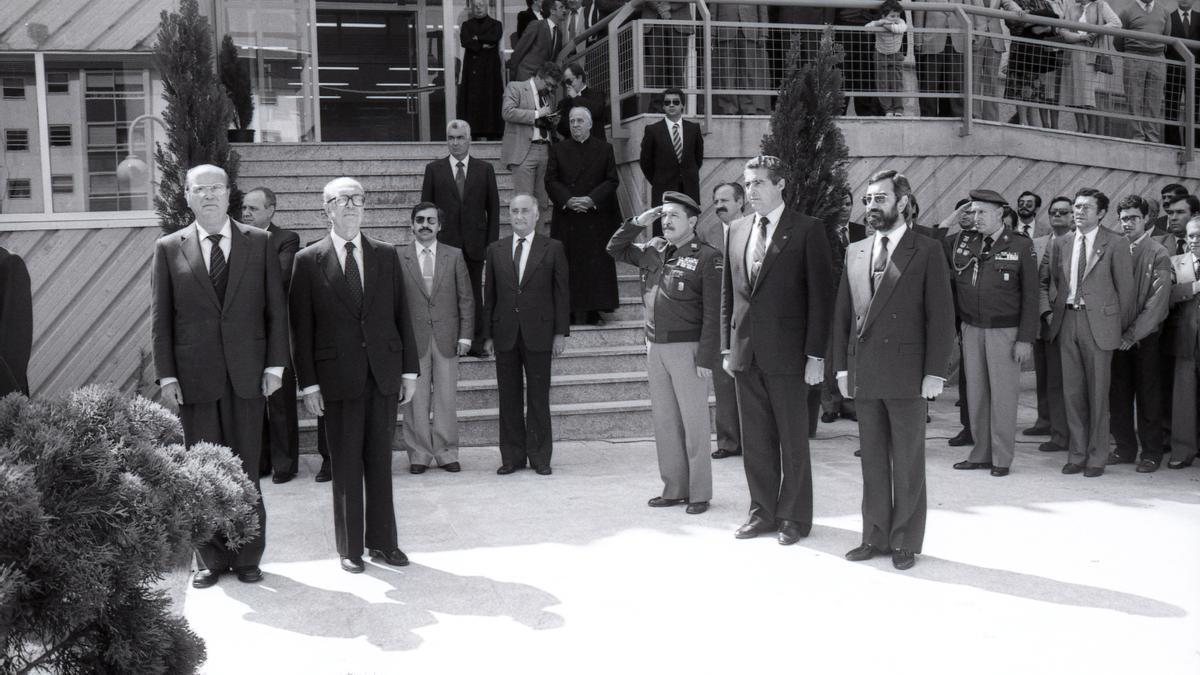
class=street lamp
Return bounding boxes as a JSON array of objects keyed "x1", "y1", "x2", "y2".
[{"x1": 116, "y1": 114, "x2": 167, "y2": 194}]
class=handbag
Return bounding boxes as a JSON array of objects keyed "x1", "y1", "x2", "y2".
[{"x1": 1094, "y1": 52, "x2": 1114, "y2": 73}]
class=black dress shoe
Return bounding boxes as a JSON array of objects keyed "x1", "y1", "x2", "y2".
[
  {"x1": 271, "y1": 472, "x2": 296, "y2": 484},
  {"x1": 1168, "y1": 457, "x2": 1194, "y2": 469},
  {"x1": 777, "y1": 520, "x2": 808, "y2": 545},
  {"x1": 845, "y1": 543, "x2": 884, "y2": 561},
  {"x1": 1136, "y1": 457, "x2": 1161, "y2": 473},
  {"x1": 892, "y1": 549, "x2": 916, "y2": 570},
  {"x1": 648, "y1": 496, "x2": 686, "y2": 507},
  {"x1": 340, "y1": 557, "x2": 365, "y2": 574},
  {"x1": 686, "y1": 501, "x2": 709, "y2": 514},
  {"x1": 1022, "y1": 423, "x2": 1051, "y2": 436},
  {"x1": 235, "y1": 567, "x2": 263, "y2": 583},
  {"x1": 410, "y1": 464, "x2": 427, "y2": 475},
  {"x1": 1039, "y1": 441, "x2": 1067, "y2": 453},
  {"x1": 711, "y1": 448, "x2": 742, "y2": 459},
  {"x1": 1083, "y1": 466, "x2": 1105, "y2": 478},
  {"x1": 953, "y1": 460, "x2": 992, "y2": 470},
  {"x1": 1105, "y1": 451, "x2": 1134, "y2": 466},
  {"x1": 497, "y1": 464, "x2": 519, "y2": 475},
  {"x1": 315, "y1": 462, "x2": 332, "y2": 482},
  {"x1": 990, "y1": 467, "x2": 1010, "y2": 477},
  {"x1": 734, "y1": 519, "x2": 775, "y2": 539},
  {"x1": 441, "y1": 462, "x2": 461, "y2": 472},
  {"x1": 1062, "y1": 463, "x2": 1085, "y2": 475},
  {"x1": 948, "y1": 429, "x2": 974, "y2": 446},
  {"x1": 369, "y1": 548, "x2": 410, "y2": 567},
  {"x1": 192, "y1": 569, "x2": 221, "y2": 589},
  {"x1": 821, "y1": 411, "x2": 839, "y2": 424},
  {"x1": 535, "y1": 466, "x2": 552, "y2": 476}
]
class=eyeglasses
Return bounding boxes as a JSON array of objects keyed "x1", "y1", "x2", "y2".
[
  {"x1": 326, "y1": 194, "x2": 365, "y2": 207},
  {"x1": 861, "y1": 194, "x2": 890, "y2": 206},
  {"x1": 1048, "y1": 209, "x2": 1071, "y2": 216},
  {"x1": 1186, "y1": 233, "x2": 1200, "y2": 241},
  {"x1": 1118, "y1": 215, "x2": 1143, "y2": 223},
  {"x1": 188, "y1": 184, "x2": 227, "y2": 196},
  {"x1": 663, "y1": 99, "x2": 683, "y2": 106}
]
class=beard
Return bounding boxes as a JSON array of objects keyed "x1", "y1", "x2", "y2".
[{"x1": 865, "y1": 204, "x2": 901, "y2": 232}]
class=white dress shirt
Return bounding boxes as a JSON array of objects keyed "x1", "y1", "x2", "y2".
[
  {"x1": 528, "y1": 79, "x2": 551, "y2": 141},
  {"x1": 745, "y1": 202, "x2": 785, "y2": 272},
  {"x1": 1067, "y1": 226, "x2": 1099, "y2": 306},
  {"x1": 329, "y1": 228, "x2": 365, "y2": 291},
  {"x1": 512, "y1": 231, "x2": 535, "y2": 282},
  {"x1": 448, "y1": 154, "x2": 470, "y2": 178},
  {"x1": 1016, "y1": 219, "x2": 1035, "y2": 239}
]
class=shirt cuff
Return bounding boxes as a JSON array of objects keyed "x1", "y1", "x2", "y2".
[
  {"x1": 159, "y1": 376, "x2": 178, "y2": 388},
  {"x1": 264, "y1": 366, "x2": 285, "y2": 379},
  {"x1": 836, "y1": 371, "x2": 847, "y2": 379},
  {"x1": 300, "y1": 384, "x2": 320, "y2": 396},
  {"x1": 807, "y1": 355, "x2": 824, "y2": 363},
  {"x1": 458, "y1": 338, "x2": 472, "y2": 347},
  {"x1": 402, "y1": 373, "x2": 418, "y2": 380},
  {"x1": 926, "y1": 375, "x2": 947, "y2": 383}
]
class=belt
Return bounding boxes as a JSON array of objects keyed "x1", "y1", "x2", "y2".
[
  {"x1": 530, "y1": 139, "x2": 550, "y2": 145},
  {"x1": 1066, "y1": 304, "x2": 1086, "y2": 311}
]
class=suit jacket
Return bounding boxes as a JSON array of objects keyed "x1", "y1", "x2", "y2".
[
  {"x1": 638, "y1": 118, "x2": 704, "y2": 208},
  {"x1": 642, "y1": 1, "x2": 695, "y2": 34},
  {"x1": 152, "y1": 220, "x2": 290, "y2": 404},
  {"x1": 556, "y1": 84, "x2": 606, "y2": 140},
  {"x1": 1041, "y1": 226, "x2": 1137, "y2": 351},
  {"x1": 1167, "y1": 8, "x2": 1200, "y2": 59},
  {"x1": 969, "y1": 0, "x2": 1024, "y2": 52},
  {"x1": 289, "y1": 234, "x2": 420, "y2": 402},
  {"x1": 509, "y1": 18, "x2": 558, "y2": 81},
  {"x1": 721, "y1": 208, "x2": 835, "y2": 374},
  {"x1": 1124, "y1": 234, "x2": 1172, "y2": 343},
  {"x1": 397, "y1": 242, "x2": 474, "y2": 359},
  {"x1": 1165, "y1": 252, "x2": 1200, "y2": 358},
  {"x1": 1156, "y1": 231, "x2": 1189, "y2": 257},
  {"x1": 482, "y1": 235, "x2": 570, "y2": 352},
  {"x1": 421, "y1": 155, "x2": 500, "y2": 262},
  {"x1": 501, "y1": 78, "x2": 545, "y2": 167},
  {"x1": 0, "y1": 246, "x2": 32, "y2": 397},
  {"x1": 913, "y1": 7, "x2": 965, "y2": 54},
  {"x1": 266, "y1": 223, "x2": 300, "y2": 292},
  {"x1": 831, "y1": 226, "x2": 956, "y2": 400}
]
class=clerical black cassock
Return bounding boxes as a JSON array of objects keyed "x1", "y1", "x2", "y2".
[
  {"x1": 459, "y1": 14, "x2": 504, "y2": 139},
  {"x1": 546, "y1": 135, "x2": 621, "y2": 314}
]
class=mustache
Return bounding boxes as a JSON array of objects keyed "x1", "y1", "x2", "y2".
[{"x1": 417, "y1": 226, "x2": 433, "y2": 233}]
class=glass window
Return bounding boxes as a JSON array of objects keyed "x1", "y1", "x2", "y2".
[
  {"x1": 0, "y1": 55, "x2": 43, "y2": 214},
  {"x1": 5, "y1": 129, "x2": 29, "y2": 151},
  {"x1": 46, "y1": 71, "x2": 70, "y2": 94},
  {"x1": 2, "y1": 76, "x2": 24, "y2": 99},
  {"x1": 51, "y1": 175, "x2": 74, "y2": 193},
  {"x1": 7, "y1": 180, "x2": 32, "y2": 199},
  {"x1": 49, "y1": 125, "x2": 72, "y2": 147}
]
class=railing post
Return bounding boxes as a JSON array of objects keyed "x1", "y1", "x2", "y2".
[
  {"x1": 957, "y1": 6, "x2": 974, "y2": 137},
  {"x1": 1181, "y1": 39, "x2": 1195, "y2": 164},
  {"x1": 697, "y1": 0, "x2": 712, "y2": 134}
]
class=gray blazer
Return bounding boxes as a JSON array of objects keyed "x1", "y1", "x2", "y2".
[
  {"x1": 500, "y1": 79, "x2": 542, "y2": 168},
  {"x1": 397, "y1": 242, "x2": 474, "y2": 359},
  {"x1": 1041, "y1": 226, "x2": 1137, "y2": 351}
]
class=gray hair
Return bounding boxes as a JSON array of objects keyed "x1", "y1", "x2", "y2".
[
  {"x1": 447, "y1": 119, "x2": 471, "y2": 136},
  {"x1": 186, "y1": 164, "x2": 228, "y2": 188},
  {"x1": 323, "y1": 177, "x2": 364, "y2": 202}
]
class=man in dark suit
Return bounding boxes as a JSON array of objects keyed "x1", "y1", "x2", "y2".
[
  {"x1": 702, "y1": 181, "x2": 744, "y2": 460},
  {"x1": 1041, "y1": 188, "x2": 1136, "y2": 477},
  {"x1": 832, "y1": 169, "x2": 955, "y2": 570},
  {"x1": 639, "y1": 88, "x2": 703, "y2": 236},
  {"x1": 482, "y1": 193, "x2": 570, "y2": 475},
  {"x1": 421, "y1": 119, "x2": 499, "y2": 356},
  {"x1": 1151, "y1": 184, "x2": 1188, "y2": 237},
  {"x1": 290, "y1": 177, "x2": 419, "y2": 574},
  {"x1": 722, "y1": 155, "x2": 834, "y2": 546},
  {"x1": 556, "y1": 63, "x2": 606, "y2": 140},
  {"x1": 397, "y1": 203, "x2": 473, "y2": 473},
  {"x1": 241, "y1": 186, "x2": 301, "y2": 484},
  {"x1": 822, "y1": 191, "x2": 868, "y2": 425},
  {"x1": 1166, "y1": 1, "x2": 1200, "y2": 146},
  {"x1": 0, "y1": 245, "x2": 32, "y2": 398},
  {"x1": 152, "y1": 164, "x2": 289, "y2": 589},
  {"x1": 1160, "y1": 193, "x2": 1197, "y2": 256},
  {"x1": 509, "y1": 0, "x2": 568, "y2": 81},
  {"x1": 1165, "y1": 218, "x2": 1200, "y2": 468}
]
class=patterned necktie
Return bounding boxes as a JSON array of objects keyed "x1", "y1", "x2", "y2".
[
  {"x1": 344, "y1": 241, "x2": 363, "y2": 310},
  {"x1": 1074, "y1": 234, "x2": 1087, "y2": 304},
  {"x1": 207, "y1": 234, "x2": 227, "y2": 303},
  {"x1": 871, "y1": 235, "x2": 890, "y2": 295},
  {"x1": 750, "y1": 216, "x2": 768, "y2": 286},
  {"x1": 455, "y1": 160, "x2": 466, "y2": 199},
  {"x1": 569, "y1": 9, "x2": 578, "y2": 41},
  {"x1": 514, "y1": 237, "x2": 526, "y2": 281},
  {"x1": 421, "y1": 247, "x2": 434, "y2": 294},
  {"x1": 671, "y1": 123, "x2": 683, "y2": 163},
  {"x1": 663, "y1": 243, "x2": 677, "y2": 261}
]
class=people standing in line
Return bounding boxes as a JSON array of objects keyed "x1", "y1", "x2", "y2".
[
  {"x1": 1028, "y1": 196, "x2": 1075, "y2": 451},
  {"x1": 703, "y1": 182, "x2": 746, "y2": 460},
  {"x1": 832, "y1": 169, "x2": 955, "y2": 570},
  {"x1": 1106, "y1": 195, "x2": 1172, "y2": 473},
  {"x1": 290, "y1": 177, "x2": 419, "y2": 574},
  {"x1": 152, "y1": 164, "x2": 289, "y2": 589},
  {"x1": 823, "y1": 190, "x2": 867, "y2": 427},
  {"x1": 949, "y1": 190, "x2": 1039, "y2": 477},
  {"x1": 608, "y1": 192, "x2": 722, "y2": 515},
  {"x1": 459, "y1": 0, "x2": 505, "y2": 141},
  {"x1": 723, "y1": 155, "x2": 834, "y2": 547},
  {"x1": 639, "y1": 88, "x2": 704, "y2": 236},
  {"x1": 422, "y1": 120, "x2": 500, "y2": 357},
  {"x1": 0, "y1": 245, "x2": 32, "y2": 399},
  {"x1": 1164, "y1": 217, "x2": 1200, "y2": 469},
  {"x1": 483, "y1": 194, "x2": 570, "y2": 476},
  {"x1": 501, "y1": 61, "x2": 563, "y2": 235},
  {"x1": 397, "y1": 203, "x2": 474, "y2": 474}
]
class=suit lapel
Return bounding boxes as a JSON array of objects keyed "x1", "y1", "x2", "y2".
[
  {"x1": 401, "y1": 244, "x2": 429, "y2": 299},
  {"x1": 360, "y1": 235, "x2": 382, "y2": 314},
  {"x1": 319, "y1": 236, "x2": 361, "y2": 316},
  {"x1": 521, "y1": 236, "x2": 548, "y2": 288},
  {"x1": 727, "y1": 217, "x2": 752, "y2": 288},
  {"x1": 862, "y1": 229, "x2": 916, "y2": 335},
  {"x1": 223, "y1": 221, "x2": 250, "y2": 310},
  {"x1": 752, "y1": 211, "x2": 793, "y2": 295},
  {"x1": 179, "y1": 225, "x2": 222, "y2": 310},
  {"x1": 432, "y1": 246, "x2": 454, "y2": 295},
  {"x1": 442, "y1": 160, "x2": 463, "y2": 204},
  {"x1": 847, "y1": 241, "x2": 873, "y2": 333},
  {"x1": 1083, "y1": 230, "x2": 1108, "y2": 279}
]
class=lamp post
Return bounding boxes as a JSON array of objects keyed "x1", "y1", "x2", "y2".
[{"x1": 115, "y1": 114, "x2": 167, "y2": 200}]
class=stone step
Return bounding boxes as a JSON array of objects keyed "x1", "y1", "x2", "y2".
[
  {"x1": 456, "y1": 371, "x2": 651, "y2": 409},
  {"x1": 611, "y1": 296, "x2": 644, "y2": 322},
  {"x1": 561, "y1": 320, "x2": 644, "y2": 348},
  {"x1": 457, "y1": 343, "x2": 647, "y2": 380},
  {"x1": 234, "y1": 141, "x2": 502, "y2": 162}
]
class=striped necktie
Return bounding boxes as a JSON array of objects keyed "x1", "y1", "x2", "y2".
[
  {"x1": 207, "y1": 234, "x2": 227, "y2": 303},
  {"x1": 671, "y1": 123, "x2": 683, "y2": 163},
  {"x1": 750, "y1": 216, "x2": 768, "y2": 286}
]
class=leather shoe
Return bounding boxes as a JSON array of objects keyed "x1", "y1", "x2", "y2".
[
  {"x1": 1136, "y1": 458, "x2": 1161, "y2": 473},
  {"x1": 845, "y1": 543, "x2": 883, "y2": 561},
  {"x1": 1105, "y1": 451, "x2": 1134, "y2": 466},
  {"x1": 685, "y1": 501, "x2": 709, "y2": 514},
  {"x1": 892, "y1": 549, "x2": 916, "y2": 570},
  {"x1": 1061, "y1": 463, "x2": 1084, "y2": 475},
  {"x1": 1083, "y1": 466, "x2": 1104, "y2": 478},
  {"x1": 1039, "y1": 441, "x2": 1067, "y2": 453},
  {"x1": 535, "y1": 466, "x2": 552, "y2": 476},
  {"x1": 235, "y1": 566, "x2": 263, "y2": 583},
  {"x1": 340, "y1": 557, "x2": 365, "y2": 574},
  {"x1": 734, "y1": 519, "x2": 775, "y2": 539},
  {"x1": 314, "y1": 462, "x2": 332, "y2": 482},
  {"x1": 777, "y1": 520, "x2": 808, "y2": 545},
  {"x1": 369, "y1": 548, "x2": 410, "y2": 567},
  {"x1": 1022, "y1": 423, "x2": 1051, "y2": 436},
  {"x1": 1168, "y1": 458, "x2": 1194, "y2": 469},
  {"x1": 820, "y1": 411, "x2": 839, "y2": 424},
  {"x1": 990, "y1": 467, "x2": 1010, "y2": 477},
  {"x1": 648, "y1": 496, "x2": 686, "y2": 507},
  {"x1": 711, "y1": 448, "x2": 742, "y2": 459},
  {"x1": 441, "y1": 462, "x2": 461, "y2": 473},
  {"x1": 948, "y1": 429, "x2": 974, "y2": 446},
  {"x1": 191, "y1": 569, "x2": 221, "y2": 589},
  {"x1": 410, "y1": 464, "x2": 427, "y2": 475},
  {"x1": 953, "y1": 460, "x2": 992, "y2": 470},
  {"x1": 271, "y1": 472, "x2": 295, "y2": 484},
  {"x1": 497, "y1": 464, "x2": 520, "y2": 475}
]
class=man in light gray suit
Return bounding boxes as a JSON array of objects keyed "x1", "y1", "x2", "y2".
[
  {"x1": 397, "y1": 202, "x2": 474, "y2": 473},
  {"x1": 501, "y1": 61, "x2": 563, "y2": 233},
  {"x1": 1041, "y1": 188, "x2": 1136, "y2": 477}
]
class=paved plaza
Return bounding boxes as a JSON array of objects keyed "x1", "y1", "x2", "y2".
[{"x1": 185, "y1": 381, "x2": 1200, "y2": 675}]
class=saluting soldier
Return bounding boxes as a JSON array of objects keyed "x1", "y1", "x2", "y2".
[
  {"x1": 607, "y1": 191, "x2": 723, "y2": 515},
  {"x1": 949, "y1": 189, "x2": 1040, "y2": 476}
]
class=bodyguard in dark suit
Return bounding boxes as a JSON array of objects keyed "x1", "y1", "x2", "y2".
[
  {"x1": 0, "y1": 245, "x2": 32, "y2": 398},
  {"x1": 290, "y1": 177, "x2": 419, "y2": 574},
  {"x1": 833, "y1": 169, "x2": 955, "y2": 570},
  {"x1": 639, "y1": 88, "x2": 703, "y2": 234},
  {"x1": 242, "y1": 187, "x2": 302, "y2": 484},
  {"x1": 421, "y1": 120, "x2": 500, "y2": 356},
  {"x1": 702, "y1": 182, "x2": 746, "y2": 460},
  {"x1": 483, "y1": 193, "x2": 570, "y2": 475},
  {"x1": 556, "y1": 63, "x2": 606, "y2": 141},
  {"x1": 722, "y1": 156, "x2": 834, "y2": 546},
  {"x1": 152, "y1": 164, "x2": 289, "y2": 588}
]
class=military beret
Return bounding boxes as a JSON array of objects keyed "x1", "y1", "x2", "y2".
[
  {"x1": 662, "y1": 191, "x2": 701, "y2": 216},
  {"x1": 969, "y1": 189, "x2": 1007, "y2": 207}
]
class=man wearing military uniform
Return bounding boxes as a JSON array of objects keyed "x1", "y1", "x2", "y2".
[
  {"x1": 950, "y1": 189, "x2": 1039, "y2": 476},
  {"x1": 607, "y1": 191, "x2": 722, "y2": 514}
]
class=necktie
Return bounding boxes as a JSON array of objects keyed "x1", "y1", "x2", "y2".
[
  {"x1": 1020, "y1": 225, "x2": 1031, "y2": 238},
  {"x1": 1184, "y1": 10, "x2": 1191, "y2": 26},
  {"x1": 514, "y1": 237, "x2": 526, "y2": 281},
  {"x1": 838, "y1": 226, "x2": 849, "y2": 248},
  {"x1": 344, "y1": 241, "x2": 363, "y2": 310},
  {"x1": 455, "y1": 160, "x2": 466, "y2": 199},
  {"x1": 207, "y1": 234, "x2": 227, "y2": 303},
  {"x1": 569, "y1": 9, "x2": 578, "y2": 41},
  {"x1": 1178, "y1": 237, "x2": 1187, "y2": 255},
  {"x1": 871, "y1": 235, "x2": 890, "y2": 295},
  {"x1": 663, "y1": 243, "x2": 677, "y2": 261},
  {"x1": 750, "y1": 216, "x2": 768, "y2": 286},
  {"x1": 421, "y1": 247, "x2": 434, "y2": 294},
  {"x1": 552, "y1": 24, "x2": 561, "y2": 54},
  {"x1": 981, "y1": 235, "x2": 994, "y2": 260},
  {"x1": 671, "y1": 123, "x2": 683, "y2": 163},
  {"x1": 1074, "y1": 234, "x2": 1087, "y2": 304}
]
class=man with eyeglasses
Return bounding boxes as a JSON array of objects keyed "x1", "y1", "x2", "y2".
[
  {"x1": 555, "y1": 63, "x2": 605, "y2": 141},
  {"x1": 501, "y1": 61, "x2": 563, "y2": 234},
  {"x1": 152, "y1": 164, "x2": 289, "y2": 589},
  {"x1": 1028, "y1": 196, "x2": 1075, "y2": 450},
  {"x1": 1014, "y1": 191, "x2": 1043, "y2": 239},
  {"x1": 1105, "y1": 195, "x2": 1172, "y2": 473},
  {"x1": 1041, "y1": 188, "x2": 1136, "y2": 477},
  {"x1": 639, "y1": 88, "x2": 703, "y2": 236},
  {"x1": 1163, "y1": 217, "x2": 1200, "y2": 468},
  {"x1": 289, "y1": 177, "x2": 420, "y2": 574}
]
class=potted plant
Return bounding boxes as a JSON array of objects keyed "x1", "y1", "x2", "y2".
[{"x1": 219, "y1": 33, "x2": 255, "y2": 143}]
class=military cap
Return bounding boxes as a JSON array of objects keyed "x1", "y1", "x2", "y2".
[
  {"x1": 968, "y1": 189, "x2": 1008, "y2": 207},
  {"x1": 662, "y1": 191, "x2": 701, "y2": 216}
]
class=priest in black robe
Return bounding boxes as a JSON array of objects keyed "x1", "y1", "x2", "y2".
[
  {"x1": 546, "y1": 106, "x2": 621, "y2": 325},
  {"x1": 459, "y1": 0, "x2": 504, "y2": 140}
]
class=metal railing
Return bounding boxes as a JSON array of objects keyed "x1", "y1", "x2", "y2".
[{"x1": 554, "y1": 0, "x2": 1200, "y2": 163}]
